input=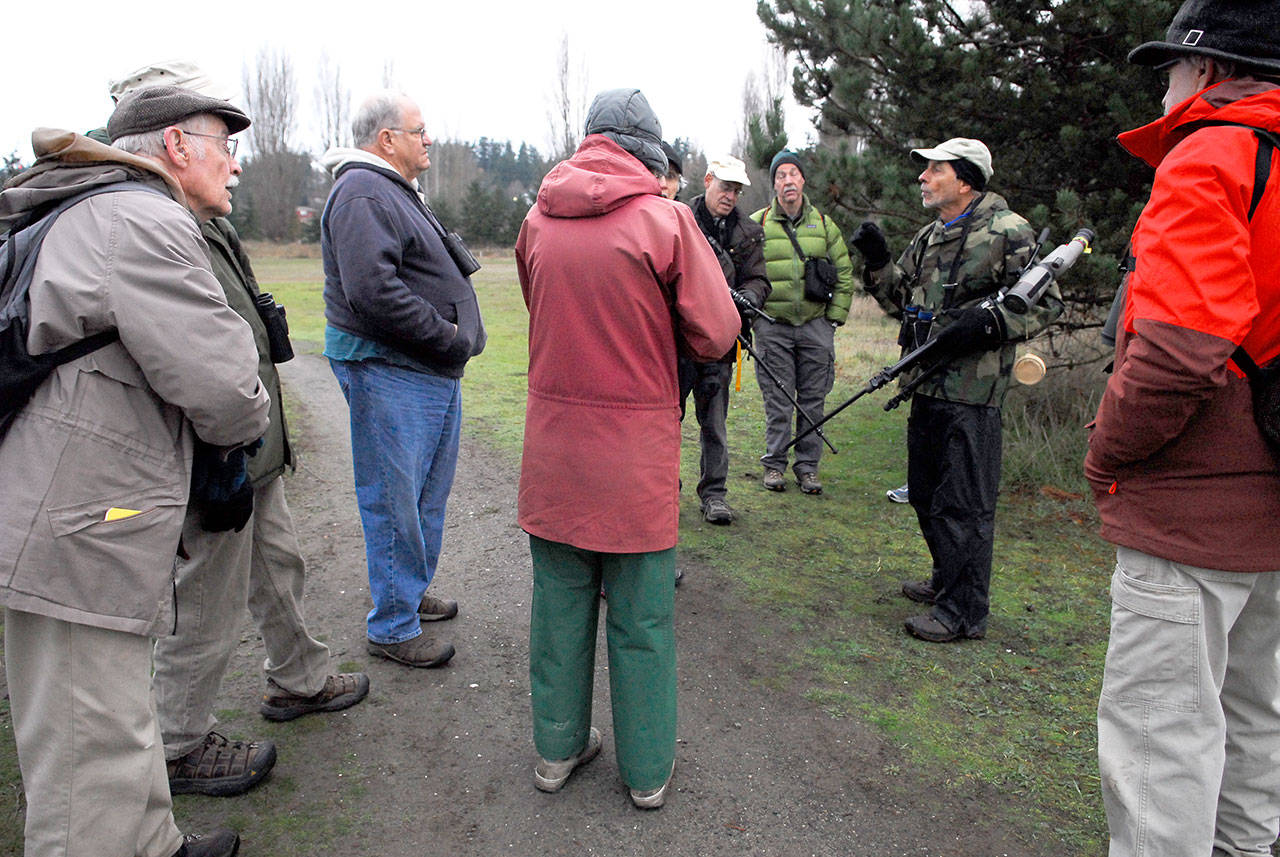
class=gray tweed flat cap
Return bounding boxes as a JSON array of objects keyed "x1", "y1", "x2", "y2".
[{"x1": 107, "y1": 85, "x2": 250, "y2": 142}]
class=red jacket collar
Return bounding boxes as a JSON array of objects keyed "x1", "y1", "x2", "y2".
[{"x1": 1118, "y1": 79, "x2": 1280, "y2": 167}]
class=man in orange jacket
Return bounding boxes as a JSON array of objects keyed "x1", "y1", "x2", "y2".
[{"x1": 1086, "y1": 1, "x2": 1280, "y2": 853}]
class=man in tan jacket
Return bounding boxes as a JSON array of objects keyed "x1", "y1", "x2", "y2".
[{"x1": 0, "y1": 87, "x2": 269, "y2": 857}]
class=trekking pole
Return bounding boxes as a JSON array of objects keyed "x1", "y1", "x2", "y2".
[
  {"x1": 733, "y1": 295, "x2": 838, "y2": 455},
  {"x1": 783, "y1": 337, "x2": 941, "y2": 452}
]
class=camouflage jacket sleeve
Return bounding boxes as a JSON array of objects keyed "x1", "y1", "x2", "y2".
[
  {"x1": 869, "y1": 194, "x2": 1059, "y2": 406},
  {"x1": 863, "y1": 222, "x2": 935, "y2": 321}
]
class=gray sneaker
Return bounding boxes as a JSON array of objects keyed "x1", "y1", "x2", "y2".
[
  {"x1": 886, "y1": 482, "x2": 909, "y2": 503},
  {"x1": 367, "y1": 633, "x2": 455, "y2": 668},
  {"x1": 762, "y1": 468, "x2": 787, "y2": 492},
  {"x1": 534, "y1": 726, "x2": 602, "y2": 792},
  {"x1": 798, "y1": 472, "x2": 823, "y2": 495},
  {"x1": 701, "y1": 497, "x2": 733, "y2": 525}
]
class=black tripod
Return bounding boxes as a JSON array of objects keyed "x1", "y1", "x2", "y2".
[{"x1": 733, "y1": 296, "x2": 838, "y2": 455}]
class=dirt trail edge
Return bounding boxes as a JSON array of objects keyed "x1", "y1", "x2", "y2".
[{"x1": 176, "y1": 352, "x2": 1047, "y2": 857}]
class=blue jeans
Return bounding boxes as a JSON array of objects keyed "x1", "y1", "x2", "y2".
[{"x1": 330, "y1": 358, "x2": 462, "y2": 644}]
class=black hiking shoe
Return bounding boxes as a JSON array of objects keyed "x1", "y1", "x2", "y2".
[
  {"x1": 171, "y1": 829, "x2": 240, "y2": 857},
  {"x1": 167, "y1": 732, "x2": 276, "y2": 797},
  {"x1": 900, "y1": 580, "x2": 936, "y2": 604}
]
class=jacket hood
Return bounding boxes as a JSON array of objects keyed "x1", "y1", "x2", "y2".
[
  {"x1": 317, "y1": 146, "x2": 420, "y2": 188},
  {"x1": 582, "y1": 88, "x2": 666, "y2": 175},
  {"x1": 1118, "y1": 79, "x2": 1280, "y2": 166},
  {"x1": 536, "y1": 135, "x2": 661, "y2": 219},
  {"x1": 0, "y1": 128, "x2": 185, "y2": 232}
]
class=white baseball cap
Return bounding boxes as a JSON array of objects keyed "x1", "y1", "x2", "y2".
[
  {"x1": 706, "y1": 155, "x2": 751, "y2": 187},
  {"x1": 910, "y1": 137, "x2": 993, "y2": 181}
]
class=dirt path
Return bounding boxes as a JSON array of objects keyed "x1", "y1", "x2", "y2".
[{"x1": 176, "y1": 352, "x2": 1046, "y2": 856}]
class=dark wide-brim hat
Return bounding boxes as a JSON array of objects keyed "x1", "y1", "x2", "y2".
[
  {"x1": 1128, "y1": 0, "x2": 1280, "y2": 73},
  {"x1": 107, "y1": 84, "x2": 250, "y2": 142}
]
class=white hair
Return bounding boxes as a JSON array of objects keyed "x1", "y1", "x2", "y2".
[
  {"x1": 112, "y1": 112, "x2": 218, "y2": 159},
  {"x1": 352, "y1": 91, "x2": 410, "y2": 148}
]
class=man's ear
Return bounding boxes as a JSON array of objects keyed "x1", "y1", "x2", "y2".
[
  {"x1": 162, "y1": 127, "x2": 188, "y2": 167},
  {"x1": 376, "y1": 128, "x2": 396, "y2": 154}
]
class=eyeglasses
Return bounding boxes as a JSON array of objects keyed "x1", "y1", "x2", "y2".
[
  {"x1": 178, "y1": 129, "x2": 238, "y2": 159},
  {"x1": 389, "y1": 126, "x2": 430, "y2": 144}
]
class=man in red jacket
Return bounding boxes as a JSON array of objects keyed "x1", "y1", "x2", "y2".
[
  {"x1": 1086, "y1": 2, "x2": 1280, "y2": 853},
  {"x1": 516, "y1": 88, "x2": 739, "y2": 810}
]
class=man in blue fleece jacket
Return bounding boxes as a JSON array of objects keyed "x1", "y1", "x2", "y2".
[{"x1": 320, "y1": 91, "x2": 486, "y2": 668}]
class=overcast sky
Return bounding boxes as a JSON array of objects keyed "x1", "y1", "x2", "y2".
[{"x1": 4, "y1": 0, "x2": 814, "y2": 167}]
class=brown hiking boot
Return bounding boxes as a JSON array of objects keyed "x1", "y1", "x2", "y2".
[
  {"x1": 367, "y1": 633, "x2": 455, "y2": 668},
  {"x1": 798, "y1": 472, "x2": 822, "y2": 494},
  {"x1": 167, "y1": 732, "x2": 276, "y2": 797},
  {"x1": 701, "y1": 497, "x2": 734, "y2": 525},
  {"x1": 904, "y1": 613, "x2": 984, "y2": 643},
  {"x1": 901, "y1": 580, "x2": 937, "y2": 604},
  {"x1": 259, "y1": 672, "x2": 370, "y2": 722},
  {"x1": 418, "y1": 593, "x2": 458, "y2": 622},
  {"x1": 170, "y1": 829, "x2": 240, "y2": 857},
  {"x1": 762, "y1": 468, "x2": 787, "y2": 492}
]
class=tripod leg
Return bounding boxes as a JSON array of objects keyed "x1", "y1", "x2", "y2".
[{"x1": 740, "y1": 334, "x2": 838, "y2": 455}]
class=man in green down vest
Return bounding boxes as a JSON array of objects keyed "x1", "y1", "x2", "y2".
[
  {"x1": 750, "y1": 150, "x2": 855, "y2": 496},
  {"x1": 851, "y1": 138, "x2": 1061, "y2": 643}
]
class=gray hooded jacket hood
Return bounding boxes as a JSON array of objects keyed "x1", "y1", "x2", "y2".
[{"x1": 583, "y1": 89, "x2": 666, "y2": 175}]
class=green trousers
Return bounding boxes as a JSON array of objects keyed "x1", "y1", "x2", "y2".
[{"x1": 528, "y1": 535, "x2": 676, "y2": 791}]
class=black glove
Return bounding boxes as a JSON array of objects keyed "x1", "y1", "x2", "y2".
[
  {"x1": 851, "y1": 221, "x2": 891, "y2": 270},
  {"x1": 198, "y1": 480, "x2": 254, "y2": 533},
  {"x1": 190, "y1": 439, "x2": 261, "y2": 533},
  {"x1": 730, "y1": 289, "x2": 760, "y2": 324},
  {"x1": 931, "y1": 304, "x2": 1005, "y2": 356}
]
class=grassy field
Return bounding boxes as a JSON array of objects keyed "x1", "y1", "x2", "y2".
[
  {"x1": 257, "y1": 250, "x2": 1114, "y2": 852},
  {"x1": 0, "y1": 248, "x2": 1114, "y2": 854}
]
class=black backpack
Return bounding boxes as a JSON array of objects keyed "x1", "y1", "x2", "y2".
[{"x1": 0, "y1": 182, "x2": 157, "y2": 438}]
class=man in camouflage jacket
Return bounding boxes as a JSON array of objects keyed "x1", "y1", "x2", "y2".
[{"x1": 852, "y1": 137, "x2": 1061, "y2": 643}]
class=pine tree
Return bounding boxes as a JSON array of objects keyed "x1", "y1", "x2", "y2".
[{"x1": 757, "y1": 0, "x2": 1178, "y2": 333}]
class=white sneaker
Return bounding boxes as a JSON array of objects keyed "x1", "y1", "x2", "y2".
[
  {"x1": 534, "y1": 727, "x2": 601, "y2": 793},
  {"x1": 886, "y1": 483, "x2": 909, "y2": 503},
  {"x1": 629, "y1": 761, "x2": 675, "y2": 809}
]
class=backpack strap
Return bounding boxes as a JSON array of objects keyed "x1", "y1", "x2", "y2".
[
  {"x1": 1182, "y1": 120, "x2": 1279, "y2": 219},
  {"x1": 2, "y1": 181, "x2": 166, "y2": 354},
  {"x1": 780, "y1": 218, "x2": 809, "y2": 262}
]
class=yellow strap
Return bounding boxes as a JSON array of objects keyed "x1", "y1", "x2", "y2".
[{"x1": 735, "y1": 341, "x2": 743, "y2": 391}]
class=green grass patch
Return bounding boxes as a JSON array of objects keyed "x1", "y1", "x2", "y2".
[
  {"x1": 260, "y1": 254, "x2": 1112, "y2": 852},
  {"x1": 0, "y1": 252, "x2": 1113, "y2": 855}
]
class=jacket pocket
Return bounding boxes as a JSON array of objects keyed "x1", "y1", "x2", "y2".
[
  {"x1": 37, "y1": 491, "x2": 186, "y2": 624},
  {"x1": 1100, "y1": 565, "x2": 1201, "y2": 712},
  {"x1": 47, "y1": 494, "x2": 174, "y2": 538}
]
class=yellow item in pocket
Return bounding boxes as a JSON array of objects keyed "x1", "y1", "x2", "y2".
[{"x1": 104, "y1": 507, "x2": 142, "y2": 522}]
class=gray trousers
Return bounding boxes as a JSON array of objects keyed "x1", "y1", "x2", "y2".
[
  {"x1": 752, "y1": 317, "x2": 835, "y2": 475},
  {"x1": 679, "y1": 358, "x2": 733, "y2": 503},
  {"x1": 154, "y1": 475, "x2": 331, "y2": 758},
  {"x1": 5, "y1": 608, "x2": 183, "y2": 857},
  {"x1": 1099, "y1": 546, "x2": 1280, "y2": 857}
]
